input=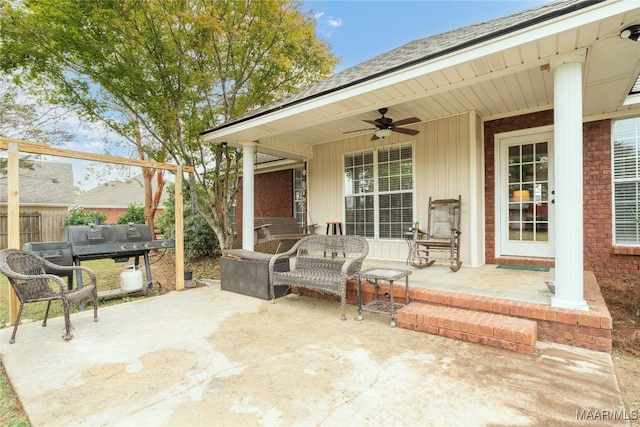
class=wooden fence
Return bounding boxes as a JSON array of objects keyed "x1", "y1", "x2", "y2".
[{"x1": 0, "y1": 207, "x2": 67, "y2": 248}]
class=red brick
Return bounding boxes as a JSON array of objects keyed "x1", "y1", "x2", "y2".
[
  {"x1": 557, "y1": 311, "x2": 568, "y2": 323},
  {"x1": 578, "y1": 314, "x2": 590, "y2": 327},
  {"x1": 502, "y1": 328, "x2": 514, "y2": 342},
  {"x1": 517, "y1": 344, "x2": 534, "y2": 355},
  {"x1": 522, "y1": 331, "x2": 536, "y2": 346},
  {"x1": 466, "y1": 333, "x2": 481, "y2": 344},
  {"x1": 443, "y1": 330, "x2": 463, "y2": 340},
  {"x1": 425, "y1": 326, "x2": 439, "y2": 335},
  {"x1": 545, "y1": 309, "x2": 558, "y2": 322}
]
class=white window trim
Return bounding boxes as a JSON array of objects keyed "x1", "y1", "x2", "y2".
[
  {"x1": 343, "y1": 142, "x2": 415, "y2": 240},
  {"x1": 611, "y1": 116, "x2": 640, "y2": 246}
]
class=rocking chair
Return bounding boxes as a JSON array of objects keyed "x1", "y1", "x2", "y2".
[
  {"x1": 409, "y1": 195, "x2": 462, "y2": 272},
  {"x1": 0, "y1": 248, "x2": 99, "y2": 343}
]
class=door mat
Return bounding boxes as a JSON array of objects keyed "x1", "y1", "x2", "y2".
[{"x1": 497, "y1": 264, "x2": 550, "y2": 272}]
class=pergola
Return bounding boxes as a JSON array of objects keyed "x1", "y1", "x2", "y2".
[{"x1": 0, "y1": 137, "x2": 194, "y2": 324}]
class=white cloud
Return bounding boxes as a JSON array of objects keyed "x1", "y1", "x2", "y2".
[
  {"x1": 327, "y1": 17, "x2": 342, "y2": 28},
  {"x1": 316, "y1": 13, "x2": 343, "y2": 38}
]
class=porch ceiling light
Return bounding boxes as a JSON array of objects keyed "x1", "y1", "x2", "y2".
[
  {"x1": 374, "y1": 128, "x2": 392, "y2": 139},
  {"x1": 620, "y1": 25, "x2": 640, "y2": 41}
]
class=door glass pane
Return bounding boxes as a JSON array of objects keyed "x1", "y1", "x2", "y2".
[{"x1": 507, "y1": 141, "x2": 549, "y2": 242}]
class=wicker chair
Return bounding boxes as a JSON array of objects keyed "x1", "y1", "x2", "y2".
[
  {"x1": 0, "y1": 248, "x2": 99, "y2": 344},
  {"x1": 409, "y1": 195, "x2": 462, "y2": 272}
]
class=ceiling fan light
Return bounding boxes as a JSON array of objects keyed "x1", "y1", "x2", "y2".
[
  {"x1": 375, "y1": 128, "x2": 392, "y2": 138},
  {"x1": 620, "y1": 25, "x2": 640, "y2": 41}
]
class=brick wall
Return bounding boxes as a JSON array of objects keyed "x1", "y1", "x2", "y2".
[
  {"x1": 583, "y1": 120, "x2": 640, "y2": 278},
  {"x1": 484, "y1": 111, "x2": 640, "y2": 279},
  {"x1": 235, "y1": 169, "x2": 294, "y2": 240}
]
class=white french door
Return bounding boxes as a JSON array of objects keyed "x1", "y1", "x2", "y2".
[{"x1": 496, "y1": 127, "x2": 555, "y2": 258}]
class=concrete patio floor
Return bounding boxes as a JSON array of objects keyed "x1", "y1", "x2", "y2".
[{"x1": 0, "y1": 278, "x2": 627, "y2": 427}]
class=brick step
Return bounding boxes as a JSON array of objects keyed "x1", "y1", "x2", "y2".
[{"x1": 397, "y1": 303, "x2": 538, "y2": 354}]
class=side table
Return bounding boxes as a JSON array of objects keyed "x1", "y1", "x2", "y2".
[{"x1": 357, "y1": 268, "x2": 411, "y2": 327}]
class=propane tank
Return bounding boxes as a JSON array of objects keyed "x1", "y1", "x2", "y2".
[{"x1": 120, "y1": 264, "x2": 143, "y2": 292}]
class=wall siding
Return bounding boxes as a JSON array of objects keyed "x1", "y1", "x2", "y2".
[{"x1": 309, "y1": 113, "x2": 473, "y2": 262}]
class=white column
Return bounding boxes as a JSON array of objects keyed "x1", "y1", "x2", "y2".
[
  {"x1": 550, "y1": 50, "x2": 588, "y2": 311},
  {"x1": 242, "y1": 142, "x2": 256, "y2": 251}
]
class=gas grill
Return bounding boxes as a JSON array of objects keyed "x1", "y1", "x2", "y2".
[
  {"x1": 22, "y1": 241, "x2": 74, "y2": 288},
  {"x1": 24, "y1": 223, "x2": 174, "y2": 290}
]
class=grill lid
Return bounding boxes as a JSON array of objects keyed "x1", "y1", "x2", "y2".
[{"x1": 63, "y1": 223, "x2": 174, "y2": 259}]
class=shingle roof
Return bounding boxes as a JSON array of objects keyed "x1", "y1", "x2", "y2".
[
  {"x1": 75, "y1": 174, "x2": 168, "y2": 208},
  {"x1": 0, "y1": 161, "x2": 75, "y2": 205},
  {"x1": 202, "y1": 0, "x2": 598, "y2": 135}
]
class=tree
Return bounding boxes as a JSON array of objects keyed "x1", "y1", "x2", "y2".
[
  {"x1": 0, "y1": 0, "x2": 337, "y2": 249},
  {"x1": 0, "y1": 74, "x2": 74, "y2": 144}
]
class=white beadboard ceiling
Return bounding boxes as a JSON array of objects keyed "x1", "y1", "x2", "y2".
[{"x1": 203, "y1": 4, "x2": 640, "y2": 160}]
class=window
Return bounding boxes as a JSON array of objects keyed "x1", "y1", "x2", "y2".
[
  {"x1": 293, "y1": 168, "x2": 306, "y2": 229},
  {"x1": 344, "y1": 144, "x2": 413, "y2": 239},
  {"x1": 613, "y1": 117, "x2": 640, "y2": 244}
]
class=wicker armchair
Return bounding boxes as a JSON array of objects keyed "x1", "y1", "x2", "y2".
[{"x1": 0, "y1": 248, "x2": 99, "y2": 344}]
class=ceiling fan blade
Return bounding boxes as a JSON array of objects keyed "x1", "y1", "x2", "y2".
[
  {"x1": 370, "y1": 133, "x2": 380, "y2": 141},
  {"x1": 392, "y1": 127, "x2": 420, "y2": 136},
  {"x1": 343, "y1": 127, "x2": 375, "y2": 134},
  {"x1": 362, "y1": 119, "x2": 380, "y2": 126},
  {"x1": 392, "y1": 117, "x2": 420, "y2": 127}
]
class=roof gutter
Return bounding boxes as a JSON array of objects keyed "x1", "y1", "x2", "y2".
[{"x1": 201, "y1": 0, "x2": 605, "y2": 136}]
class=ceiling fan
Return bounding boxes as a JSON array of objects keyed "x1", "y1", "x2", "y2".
[{"x1": 344, "y1": 108, "x2": 421, "y2": 140}]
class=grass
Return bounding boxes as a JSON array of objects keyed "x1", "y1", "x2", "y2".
[{"x1": 0, "y1": 362, "x2": 28, "y2": 427}]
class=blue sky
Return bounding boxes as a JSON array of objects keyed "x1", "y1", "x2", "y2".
[{"x1": 303, "y1": 0, "x2": 547, "y2": 72}]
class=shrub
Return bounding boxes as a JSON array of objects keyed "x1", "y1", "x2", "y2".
[
  {"x1": 156, "y1": 183, "x2": 220, "y2": 259},
  {"x1": 64, "y1": 209, "x2": 107, "y2": 226},
  {"x1": 117, "y1": 203, "x2": 145, "y2": 224}
]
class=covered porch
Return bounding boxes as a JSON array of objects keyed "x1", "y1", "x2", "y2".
[{"x1": 202, "y1": 0, "x2": 640, "y2": 318}]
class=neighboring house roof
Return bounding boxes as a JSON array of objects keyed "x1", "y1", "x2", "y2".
[
  {"x1": 75, "y1": 175, "x2": 168, "y2": 209},
  {"x1": 0, "y1": 161, "x2": 74, "y2": 206},
  {"x1": 202, "y1": 0, "x2": 595, "y2": 134}
]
